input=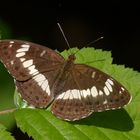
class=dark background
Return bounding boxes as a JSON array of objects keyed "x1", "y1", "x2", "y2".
[
  {"x1": 0, "y1": 0, "x2": 140, "y2": 139},
  {"x1": 0, "y1": 1, "x2": 140, "y2": 71}
]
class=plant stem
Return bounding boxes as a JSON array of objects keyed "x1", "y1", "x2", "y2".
[{"x1": 0, "y1": 108, "x2": 17, "y2": 115}]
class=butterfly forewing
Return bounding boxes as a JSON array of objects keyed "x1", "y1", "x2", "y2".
[
  {"x1": 51, "y1": 64, "x2": 131, "y2": 121},
  {"x1": 0, "y1": 40, "x2": 64, "y2": 107},
  {"x1": 0, "y1": 40, "x2": 64, "y2": 81}
]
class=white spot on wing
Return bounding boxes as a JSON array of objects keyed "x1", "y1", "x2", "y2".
[
  {"x1": 82, "y1": 90, "x2": 87, "y2": 98},
  {"x1": 41, "y1": 80, "x2": 48, "y2": 91},
  {"x1": 91, "y1": 72, "x2": 96, "y2": 78},
  {"x1": 63, "y1": 91, "x2": 70, "y2": 100},
  {"x1": 46, "y1": 85, "x2": 50, "y2": 95},
  {"x1": 99, "y1": 90, "x2": 103, "y2": 95},
  {"x1": 35, "y1": 74, "x2": 45, "y2": 85},
  {"x1": 10, "y1": 60, "x2": 14, "y2": 65},
  {"x1": 32, "y1": 71, "x2": 39, "y2": 76},
  {"x1": 21, "y1": 44, "x2": 30, "y2": 48},
  {"x1": 38, "y1": 80, "x2": 44, "y2": 86},
  {"x1": 17, "y1": 47, "x2": 29, "y2": 52},
  {"x1": 121, "y1": 87, "x2": 125, "y2": 91},
  {"x1": 23, "y1": 60, "x2": 33, "y2": 68},
  {"x1": 28, "y1": 65, "x2": 39, "y2": 75},
  {"x1": 33, "y1": 74, "x2": 45, "y2": 82},
  {"x1": 9, "y1": 44, "x2": 13, "y2": 48},
  {"x1": 82, "y1": 89, "x2": 91, "y2": 98},
  {"x1": 69, "y1": 91, "x2": 73, "y2": 99},
  {"x1": 16, "y1": 52, "x2": 25, "y2": 57},
  {"x1": 119, "y1": 90, "x2": 122, "y2": 94},
  {"x1": 56, "y1": 92, "x2": 65, "y2": 99},
  {"x1": 91, "y1": 86, "x2": 98, "y2": 97},
  {"x1": 107, "y1": 79, "x2": 114, "y2": 85},
  {"x1": 73, "y1": 90, "x2": 81, "y2": 99},
  {"x1": 56, "y1": 87, "x2": 101, "y2": 100},
  {"x1": 20, "y1": 58, "x2": 26, "y2": 62},
  {"x1": 33, "y1": 73, "x2": 50, "y2": 95},
  {"x1": 10, "y1": 41, "x2": 14, "y2": 44},
  {"x1": 105, "y1": 81, "x2": 113, "y2": 92},
  {"x1": 59, "y1": 89, "x2": 82, "y2": 100},
  {"x1": 40, "y1": 50, "x2": 46, "y2": 57},
  {"x1": 104, "y1": 86, "x2": 110, "y2": 96}
]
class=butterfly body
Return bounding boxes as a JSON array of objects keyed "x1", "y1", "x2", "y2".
[{"x1": 0, "y1": 40, "x2": 131, "y2": 121}]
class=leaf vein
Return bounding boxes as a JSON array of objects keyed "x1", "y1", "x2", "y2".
[
  {"x1": 38, "y1": 111, "x2": 67, "y2": 140},
  {"x1": 95, "y1": 127, "x2": 111, "y2": 140},
  {"x1": 73, "y1": 125, "x2": 91, "y2": 140},
  {"x1": 19, "y1": 117, "x2": 45, "y2": 140}
]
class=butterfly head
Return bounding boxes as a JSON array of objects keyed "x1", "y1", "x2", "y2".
[{"x1": 68, "y1": 54, "x2": 76, "y2": 62}]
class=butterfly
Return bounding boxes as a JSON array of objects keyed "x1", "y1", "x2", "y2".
[{"x1": 0, "y1": 40, "x2": 131, "y2": 121}]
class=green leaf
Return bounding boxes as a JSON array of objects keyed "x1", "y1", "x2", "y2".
[
  {"x1": 0, "y1": 19, "x2": 12, "y2": 39},
  {"x1": 0, "y1": 124, "x2": 15, "y2": 140},
  {"x1": 14, "y1": 48, "x2": 140, "y2": 140},
  {"x1": 0, "y1": 58, "x2": 16, "y2": 130},
  {"x1": 0, "y1": 19, "x2": 15, "y2": 130},
  {"x1": 15, "y1": 108, "x2": 134, "y2": 140}
]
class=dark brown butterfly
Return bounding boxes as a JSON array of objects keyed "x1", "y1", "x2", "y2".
[{"x1": 0, "y1": 40, "x2": 131, "y2": 121}]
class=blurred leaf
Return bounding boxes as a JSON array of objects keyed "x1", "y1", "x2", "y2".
[
  {"x1": 0, "y1": 63, "x2": 16, "y2": 130},
  {"x1": 0, "y1": 19, "x2": 16, "y2": 130},
  {"x1": 0, "y1": 124, "x2": 15, "y2": 140},
  {"x1": 0, "y1": 19, "x2": 12, "y2": 39}
]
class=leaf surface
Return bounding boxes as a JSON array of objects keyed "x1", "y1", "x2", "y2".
[{"x1": 0, "y1": 124, "x2": 15, "y2": 140}]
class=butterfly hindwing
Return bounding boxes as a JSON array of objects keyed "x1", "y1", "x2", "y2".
[
  {"x1": 16, "y1": 65, "x2": 63, "y2": 107},
  {"x1": 51, "y1": 64, "x2": 131, "y2": 121},
  {"x1": 51, "y1": 70, "x2": 92, "y2": 121}
]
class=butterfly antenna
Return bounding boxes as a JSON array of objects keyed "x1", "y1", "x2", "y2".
[
  {"x1": 85, "y1": 36, "x2": 104, "y2": 47},
  {"x1": 57, "y1": 23, "x2": 72, "y2": 54},
  {"x1": 73, "y1": 36, "x2": 104, "y2": 56}
]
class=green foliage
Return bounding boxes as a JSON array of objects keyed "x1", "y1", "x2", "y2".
[
  {"x1": 13, "y1": 48, "x2": 140, "y2": 140},
  {"x1": 0, "y1": 63, "x2": 16, "y2": 130},
  {"x1": 0, "y1": 19, "x2": 12, "y2": 39},
  {"x1": 0, "y1": 20, "x2": 16, "y2": 131},
  {"x1": 0, "y1": 124, "x2": 15, "y2": 140}
]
